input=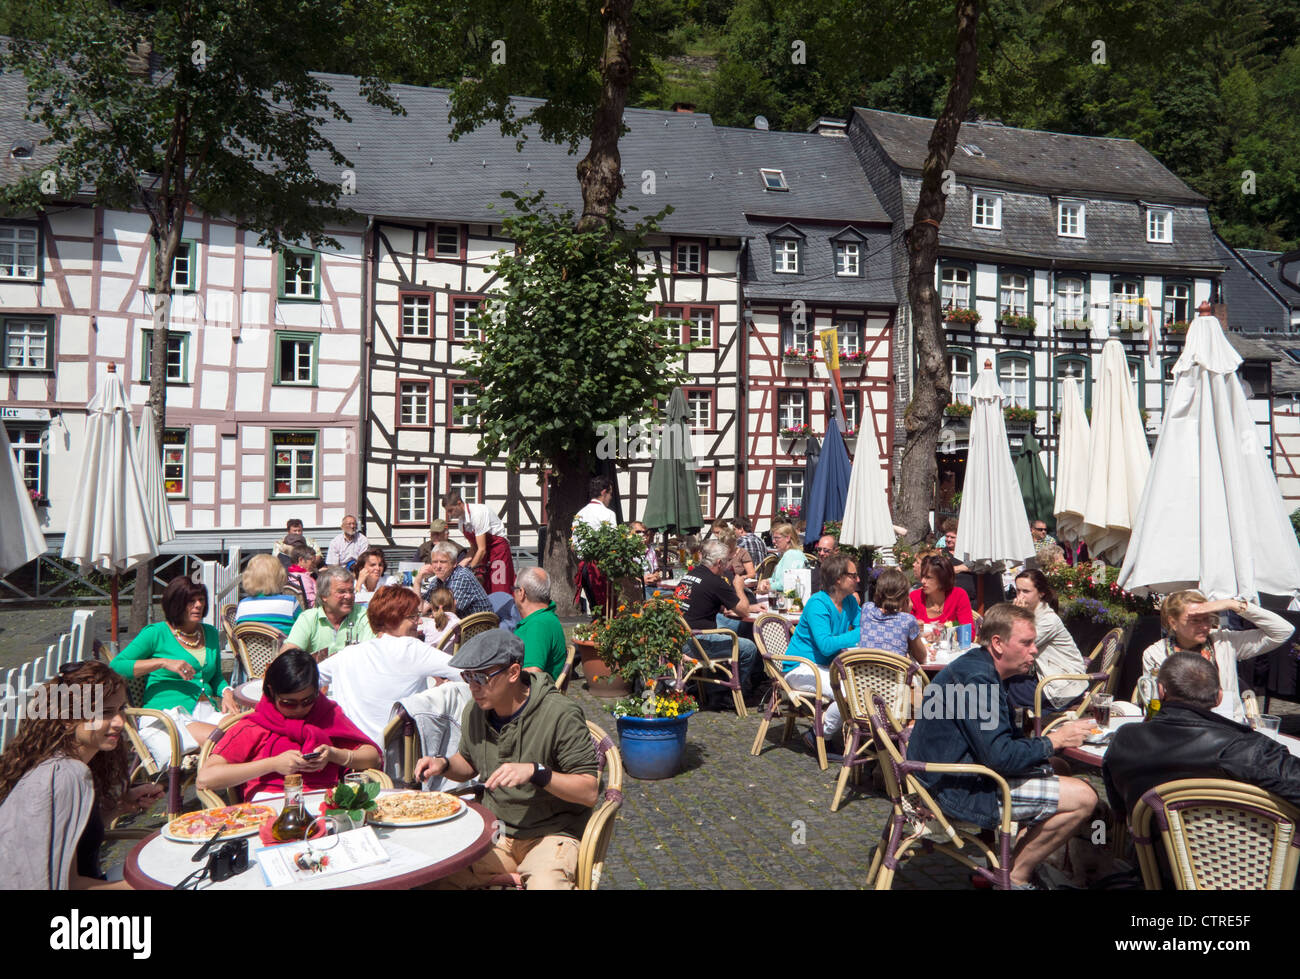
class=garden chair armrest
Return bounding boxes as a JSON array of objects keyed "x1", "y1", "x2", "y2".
[{"x1": 897, "y1": 760, "x2": 1014, "y2": 834}]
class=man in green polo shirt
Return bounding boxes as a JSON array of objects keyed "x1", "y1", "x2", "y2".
[
  {"x1": 512, "y1": 567, "x2": 568, "y2": 682},
  {"x1": 281, "y1": 566, "x2": 374, "y2": 660}
]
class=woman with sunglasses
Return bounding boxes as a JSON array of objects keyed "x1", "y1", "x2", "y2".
[
  {"x1": 782, "y1": 552, "x2": 863, "y2": 749},
  {"x1": 316, "y1": 585, "x2": 463, "y2": 746},
  {"x1": 197, "y1": 650, "x2": 380, "y2": 801},
  {"x1": 756, "y1": 521, "x2": 806, "y2": 595},
  {"x1": 0, "y1": 661, "x2": 163, "y2": 889}
]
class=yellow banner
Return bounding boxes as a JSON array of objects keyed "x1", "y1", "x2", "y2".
[{"x1": 819, "y1": 328, "x2": 839, "y2": 370}]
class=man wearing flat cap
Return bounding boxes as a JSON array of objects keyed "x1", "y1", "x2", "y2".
[
  {"x1": 415, "y1": 631, "x2": 599, "y2": 889},
  {"x1": 415, "y1": 518, "x2": 468, "y2": 566}
]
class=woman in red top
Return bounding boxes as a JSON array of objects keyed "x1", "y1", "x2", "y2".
[
  {"x1": 909, "y1": 554, "x2": 974, "y2": 626},
  {"x1": 197, "y1": 650, "x2": 380, "y2": 801}
]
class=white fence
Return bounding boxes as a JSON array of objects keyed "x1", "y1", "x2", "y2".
[
  {"x1": 0, "y1": 609, "x2": 97, "y2": 754},
  {"x1": 199, "y1": 547, "x2": 242, "y2": 631}
]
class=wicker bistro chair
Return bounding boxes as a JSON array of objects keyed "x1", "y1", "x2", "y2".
[
  {"x1": 220, "y1": 603, "x2": 238, "y2": 648},
  {"x1": 556, "y1": 644, "x2": 577, "y2": 694},
  {"x1": 756, "y1": 554, "x2": 779, "y2": 580},
  {"x1": 677, "y1": 615, "x2": 748, "y2": 718},
  {"x1": 1130, "y1": 779, "x2": 1300, "y2": 890},
  {"x1": 456, "y1": 611, "x2": 500, "y2": 649},
  {"x1": 750, "y1": 613, "x2": 834, "y2": 770},
  {"x1": 1034, "y1": 627, "x2": 1125, "y2": 736},
  {"x1": 829, "y1": 650, "x2": 926, "y2": 812},
  {"x1": 864, "y1": 694, "x2": 1019, "y2": 890},
  {"x1": 231, "y1": 621, "x2": 286, "y2": 680}
]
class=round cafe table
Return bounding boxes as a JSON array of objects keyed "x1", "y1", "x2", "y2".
[
  {"x1": 232, "y1": 679, "x2": 263, "y2": 709},
  {"x1": 124, "y1": 791, "x2": 496, "y2": 890}
]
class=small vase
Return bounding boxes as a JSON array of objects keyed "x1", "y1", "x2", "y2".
[{"x1": 616, "y1": 711, "x2": 694, "y2": 780}]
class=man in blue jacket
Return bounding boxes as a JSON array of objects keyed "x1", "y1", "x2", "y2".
[{"x1": 907, "y1": 602, "x2": 1097, "y2": 889}]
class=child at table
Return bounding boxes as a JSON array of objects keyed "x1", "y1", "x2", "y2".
[
  {"x1": 420, "y1": 588, "x2": 460, "y2": 649},
  {"x1": 859, "y1": 568, "x2": 928, "y2": 664}
]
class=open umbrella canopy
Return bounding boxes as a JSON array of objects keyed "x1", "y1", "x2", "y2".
[
  {"x1": 134, "y1": 405, "x2": 176, "y2": 547},
  {"x1": 1119, "y1": 314, "x2": 1300, "y2": 600},
  {"x1": 641, "y1": 387, "x2": 703, "y2": 536},
  {"x1": 954, "y1": 368, "x2": 1035, "y2": 569},
  {"x1": 0, "y1": 424, "x2": 47, "y2": 575},
  {"x1": 1079, "y1": 339, "x2": 1150, "y2": 564},
  {"x1": 797, "y1": 434, "x2": 821, "y2": 522},
  {"x1": 61, "y1": 366, "x2": 158, "y2": 575},
  {"x1": 802, "y1": 417, "x2": 852, "y2": 545},
  {"x1": 1013, "y1": 432, "x2": 1054, "y2": 533},
  {"x1": 1053, "y1": 374, "x2": 1092, "y2": 545},
  {"x1": 839, "y1": 431, "x2": 896, "y2": 549}
]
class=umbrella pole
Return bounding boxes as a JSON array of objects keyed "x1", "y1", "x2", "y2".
[{"x1": 111, "y1": 572, "x2": 120, "y2": 642}]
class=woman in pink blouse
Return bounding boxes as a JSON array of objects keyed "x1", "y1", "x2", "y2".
[{"x1": 909, "y1": 554, "x2": 974, "y2": 626}]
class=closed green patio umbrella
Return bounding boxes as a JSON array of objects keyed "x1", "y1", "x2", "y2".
[
  {"x1": 1013, "y1": 432, "x2": 1055, "y2": 534},
  {"x1": 642, "y1": 388, "x2": 704, "y2": 558}
]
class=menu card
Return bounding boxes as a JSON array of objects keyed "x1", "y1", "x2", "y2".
[{"x1": 255, "y1": 826, "x2": 390, "y2": 887}]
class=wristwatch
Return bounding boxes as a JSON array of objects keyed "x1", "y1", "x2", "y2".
[{"x1": 530, "y1": 763, "x2": 553, "y2": 787}]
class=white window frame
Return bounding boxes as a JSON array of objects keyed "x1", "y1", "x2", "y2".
[
  {"x1": 1113, "y1": 281, "x2": 1143, "y2": 328},
  {"x1": 950, "y1": 352, "x2": 972, "y2": 405},
  {"x1": 1147, "y1": 207, "x2": 1172, "y2": 243},
  {"x1": 451, "y1": 298, "x2": 482, "y2": 342},
  {"x1": 401, "y1": 295, "x2": 432, "y2": 337},
  {"x1": 775, "y1": 469, "x2": 804, "y2": 511},
  {"x1": 1057, "y1": 201, "x2": 1085, "y2": 238},
  {"x1": 397, "y1": 473, "x2": 430, "y2": 524},
  {"x1": 842, "y1": 391, "x2": 861, "y2": 433},
  {"x1": 141, "y1": 329, "x2": 189, "y2": 383},
  {"x1": 275, "y1": 333, "x2": 316, "y2": 386},
  {"x1": 773, "y1": 239, "x2": 800, "y2": 274},
  {"x1": 836, "y1": 318, "x2": 863, "y2": 355},
  {"x1": 686, "y1": 390, "x2": 712, "y2": 430},
  {"x1": 162, "y1": 428, "x2": 189, "y2": 499},
  {"x1": 760, "y1": 168, "x2": 789, "y2": 191},
  {"x1": 1055, "y1": 277, "x2": 1087, "y2": 326},
  {"x1": 0, "y1": 224, "x2": 39, "y2": 280},
  {"x1": 835, "y1": 241, "x2": 860, "y2": 276},
  {"x1": 451, "y1": 382, "x2": 479, "y2": 428},
  {"x1": 783, "y1": 314, "x2": 813, "y2": 354},
  {"x1": 399, "y1": 381, "x2": 430, "y2": 426},
  {"x1": 999, "y1": 358, "x2": 1031, "y2": 409},
  {"x1": 171, "y1": 241, "x2": 196, "y2": 290},
  {"x1": 6, "y1": 423, "x2": 45, "y2": 495},
  {"x1": 972, "y1": 192, "x2": 1002, "y2": 230},
  {"x1": 271, "y1": 433, "x2": 318, "y2": 499},
  {"x1": 675, "y1": 241, "x2": 701, "y2": 274},
  {"x1": 658, "y1": 305, "x2": 683, "y2": 344},
  {"x1": 695, "y1": 471, "x2": 712, "y2": 519},
  {"x1": 3, "y1": 317, "x2": 52, "y2": 370},
  {"x1": 999, "y1": 272, "x2": 1029, "y2": 317},
  {"x1": 688, "y1": 308, "x2": 714, "y2": 346},
  {"x1": 281, "y1": 251, "x2": 318, "y2": 299},
  {"x1": 778, "y1": 391, "x2": 807, "y2": 429},
  {"x1": 1164, "y1": 282, "x2": 1191, "y2": 323},
  {"x1": 432, "y1": 224, "x2": 462, "y2": 259},
  {"x1": 940, "y1": 266, "x2": 971, "y2": 310},
  {"x1": 448, "y1": 472, "x2": 480, "y2": 505}
]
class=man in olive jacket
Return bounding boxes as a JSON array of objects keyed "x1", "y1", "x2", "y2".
[
  {"x1": 1103, "y1": 652, "x2": 1300, "y2": 820},
  {"x1": 415, "y1": 631, "x2": 598, "y2": 889}
]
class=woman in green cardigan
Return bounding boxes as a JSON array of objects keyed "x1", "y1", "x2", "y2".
[{"x1": 109, "y1": 577, "x2": 238, "y2": 765}]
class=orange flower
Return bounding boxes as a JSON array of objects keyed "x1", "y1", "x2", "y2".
[{"x1": 618, "y1": 604, "x2": 626, "y2": 612}]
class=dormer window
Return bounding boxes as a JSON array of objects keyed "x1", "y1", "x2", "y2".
[
  {"x1": 1146, "y1": 207, "x2": 1172, "y2": 243},
  {"x1": 760, "y1": 168, "x2": 789, "y2": 191},
  {"x1": 835, "y1": 241, "x2": 859, "y2": 276},
  {"x1": 972, "y1": 192, "x2": 1002, "y2": 230},
  {"x1": 1057, "y1": 201, "x2": 1086, "y2": 238},
  {"x1": 773, "y1": 239, "x2": 800, "y2": 273}
]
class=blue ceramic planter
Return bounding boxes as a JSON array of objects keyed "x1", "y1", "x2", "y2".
[{"x1": 615, "y1": 711, "x2": 694, "y2": 780}]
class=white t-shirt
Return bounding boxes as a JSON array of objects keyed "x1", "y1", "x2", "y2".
[
  {"x1": 316, "y1": 634, "x2": 462, "y2": 746},
  {"x1": 461, "y1": 503, "x2": 507, "y2": 539},
  {"x1": 574, "y1": 499, "x2": 617, "y2": 531}
]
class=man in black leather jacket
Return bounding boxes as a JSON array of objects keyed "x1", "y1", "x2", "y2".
[{"x1": 1103, "y1": 652, "x2": 1300, "y2": 820}]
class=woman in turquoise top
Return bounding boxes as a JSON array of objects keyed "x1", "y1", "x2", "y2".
[
  {"x1": 782, "y1": 553, "x2": 862, "y2": 742},
  {"x1": 110, "y1": 578, "x2": 237, "y2": 765},
  {"x1": 758, "y1": 521, "x2": 807, "y2": 596}
]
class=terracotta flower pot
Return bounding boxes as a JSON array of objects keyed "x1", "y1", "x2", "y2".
[{"x1": 574, "y1": 640, "x2": 632, "y2": 698}]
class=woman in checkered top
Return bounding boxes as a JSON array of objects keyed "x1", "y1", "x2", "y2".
[{"x1": 859, "y1": 568, "x2": 929, "y2": 664}]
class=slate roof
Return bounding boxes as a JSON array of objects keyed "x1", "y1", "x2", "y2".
[
  {"x1": 852, "y1": 108, "x2": 1207, "y2": 203},
  {"x1": 1235, "y1": 247, "x2": 1300, "y2": 310},
  {"x1": 313, "y1": 74, "x2": 747, "y2": 237},
  {"x1": 0, "y1": 71, "x2": 63, "y2": 191},
  {"x1": 714, "y1": 126, "x2": 896, "y2": 303},
  {"x1": 1214, "y1": 237, "x2": 1295, "y2": 333}
]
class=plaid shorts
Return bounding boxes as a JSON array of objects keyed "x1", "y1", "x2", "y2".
[{"x1": 1006, "y1": 772, "x2": 1061, "y2": 824}]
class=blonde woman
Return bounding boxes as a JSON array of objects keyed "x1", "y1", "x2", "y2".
[
  {"x1": 757, "y1": 521, "x2": 806, "y2": 595},
  {"x1": 1141, "y1": 590, "x2": 1293, "y2": 723},
  {"x1": 235, "y1": 553, "x2": 303, "y2": 635}
]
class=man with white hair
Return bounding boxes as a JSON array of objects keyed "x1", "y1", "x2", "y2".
[
  {"x1": 280, "y1": 565, "x2": 375, "y2": 660},
  {"x1": 673, "y1": 538, "x2": 761, "y2": 704},
  {"x1": 416, "y1": 541, "x2": 492, "y2": 617},
  {"x1": 513, "y1": 567, "x2": 568, "y2": 681},
  {"x1": 326, "y1": 514, "x2": 369, "y2": 570}
]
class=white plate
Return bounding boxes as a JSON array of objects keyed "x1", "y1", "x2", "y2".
[
  {"x1": 366, "y1": 790, "x2": 467, "y2": 828},
  {"x1": 162, "y1": 804, "x2": 278, "y2": 844}
]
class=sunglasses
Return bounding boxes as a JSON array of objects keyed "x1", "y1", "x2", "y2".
[
  {"x1": 276, "y1": 692, "x2": 318, "y2": 710},
  {"x1": 462, "y1": 665, "x2": 508, "y2": 686}
]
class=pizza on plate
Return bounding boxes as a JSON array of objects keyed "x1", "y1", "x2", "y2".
[
  {"x1": 369, "y1": 791, "x2": 463, "y2": 824},
  {"x1": 166, "y1": 803, "x2": 277, "y2": 841}
]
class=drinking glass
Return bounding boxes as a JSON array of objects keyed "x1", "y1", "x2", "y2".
[
  {"x1": 1090, "y1": 693, "x2": 1113, "y2": 728},
  {"x1": 1259, "y1": 714, "x2": 1282, "y2": 739}
]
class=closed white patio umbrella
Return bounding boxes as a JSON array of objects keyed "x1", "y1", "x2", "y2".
[
  {"x1": 838, "y1": 432, "x2": 896, "y2": 549},
  {"x1": 0, "y1": 424, "x2": 47, "y2": 575},
  {"x1": 1079, "y1": 339, "x2": 1150, "y2": 564},
  {"x1": 1053, "y1": 373, "x2": 1092, "y2": 546},
  {"x1": 954, "y1": 363, "x2": 1036, "y2": 578},
  {"x1": 61, "y1": 364, "x2": 159, "y2": 637},
  {"x1": 1119, "y1": 311, "x2": 1300, "y2": 599},
  {"x1": 134, "y1": 404, "x2": 176, "y2": 547}
]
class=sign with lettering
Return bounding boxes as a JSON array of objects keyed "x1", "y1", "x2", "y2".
[{"x1": 0, "y1": 407, "x2": 51, "y2": 422}]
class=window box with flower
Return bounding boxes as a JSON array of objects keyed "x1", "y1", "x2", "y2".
[
  {"x1": 837, "y1": 350, "x2": 866, "y2": 373},
  {"x1": 1164, "y1": 320, "x2": 1189, "y2": 335},
  {"x1": 1003, "y1": 406, "x2": 1037, "y2": 425},
  {"x1": 28, "y1": 487, "x2": 49, "y2": 508},
  {"x1": 777, "y1": 504, "x2": 801, "y2": 522},
  {"x1": 997, "y1": 313, "x2": 1037, "y2": 333},
  {"x1": 944, "y1": 402, "x2": 972, "y2": 420},
  {"x1": 779, "y1": 423, "x2": 812, "y2": 440},
  {"x1": 1057, "y1": 317, "x2": 1091, "y2": 334},
  {"x1": 944, "y1": 308, "x2": 981, "y2": 326}
]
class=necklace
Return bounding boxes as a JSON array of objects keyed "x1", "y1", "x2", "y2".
[{"x1": 173, "y1": 626, "x2": 203, "y2": 649}]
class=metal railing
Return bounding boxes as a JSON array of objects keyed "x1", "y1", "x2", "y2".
[{"x1": 0, "y1": 609, "x2": 97, "y2": 753}]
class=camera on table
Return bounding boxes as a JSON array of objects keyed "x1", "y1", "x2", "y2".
[{"x1": 207, "y1": 838, "x2": 249, "y2": 882}]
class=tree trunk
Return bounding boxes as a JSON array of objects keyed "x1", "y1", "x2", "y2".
[
  {"x1": 543, "y1": 457, "x2": 593, "y2": 612},
  {"x1": 575, "y1": 0, "x2": 633, "y2": 232},
  {"x1": 896, "y1": 0, "x2": 980, "y2": 545}
]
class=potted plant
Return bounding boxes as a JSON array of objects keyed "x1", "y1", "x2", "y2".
[
  {"x1": 944, "y1": 307, "x2": 981, "y2": 326},
  {"x1": 572, "y1": 520, "x2": 648, "y2": 621},
  {"x1": 571, "y1": 618, "x2": 616, "y2": 691},
  {"x1": 777, "y1": 503, "x2": 801, "y2": 522},
  {"x1": 779, "y1": 422, "x2": 812, "y2": 440},
  {"x1": 1045, "y1": 562, "x2": 1158, "y2": 655},
  {"x1": 998, "y1": 312, "x2": 1037, "y2": 332},
  {"x1": 28, "y1": 488, "x2": 49, "y2": 508},
  {"x1": 611, "y1": 686, "x2": 697, "y2": 780},
  {"x1": 1165, "y1": 320, "x2": 1190, "y2": 335},
  {"x1": 782, "y1": 346, "x2": 815, "y2": 366},
  {"x1": 321, "y1": 777, "x2": 381, "y2": 830},
  {"x1": 838, "y1": 349, "x2": 866, "y2": 372},
  {"x1": 943, "y1": 402, "x2": 972, "y2": 420},
  {"x1": 1004, "y1": 406, "x2": 1037, "y2": 425},
  {"x1": 596, "y1": 594, "x2": 690, "y2": 698}
]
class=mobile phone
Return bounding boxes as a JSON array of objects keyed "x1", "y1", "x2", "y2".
[{"x1": 304, "y1": 745, "x2": 328, "y2": 760}]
